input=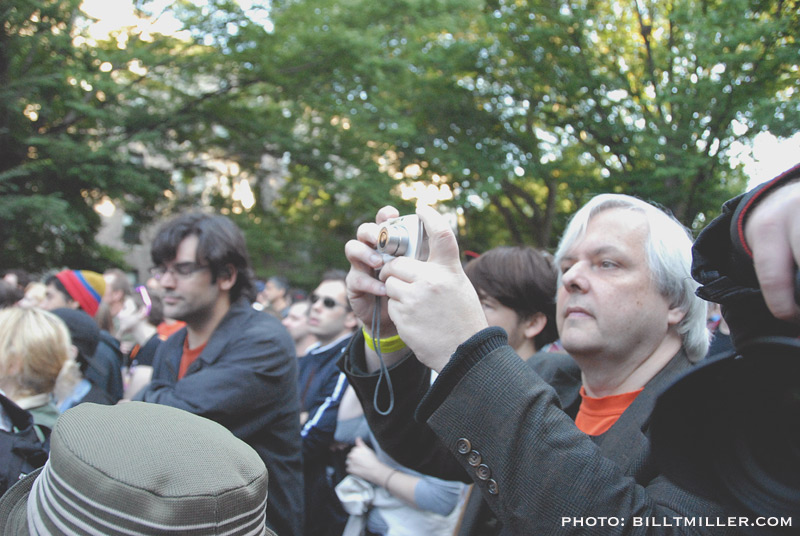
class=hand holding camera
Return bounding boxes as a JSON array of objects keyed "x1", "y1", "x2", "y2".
[
  {"x1": 345, "y1": 206, "x2": 401, "y2": 344},
  {"x1": 378, "y1": 206, "x2": 488, "y2": 372},
  {"x1": 346, "y1": 206, "x2": 488, "y2": 372},
  {"x1": 376, "y1": 215, "x2": 430, "y2": 262}
]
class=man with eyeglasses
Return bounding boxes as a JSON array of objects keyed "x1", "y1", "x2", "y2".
[
  {"x1": 297, "y1": 269, "x2": 358, "y2": 536},
  {"x1": 132, "y1": 211, "x2": 303, "y2": 536}
]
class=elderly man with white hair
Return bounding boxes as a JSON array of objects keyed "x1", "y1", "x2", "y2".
[{"x1": 340, "y1": 192, "x2": 744, "y2": 535}]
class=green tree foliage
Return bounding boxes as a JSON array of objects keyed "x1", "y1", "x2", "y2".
[
  {"x1": 0, "y1": 0, "x2": 170, "y2": 271},
  {"x1": 245, "y1": 0, "x2": 799, "y2": 253},
  {"x1": 467, "y1": 0, "x2": 800, "y2": 244},
  {"x1": 1, "y1": 0, "x2": 797, "y2": 278}
]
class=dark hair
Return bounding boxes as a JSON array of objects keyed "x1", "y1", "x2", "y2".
[
  {"x1": 268, "y1": 276, "x2": 290, "y2": 293},
  {"x1": 321, "y1": 269, "x2": 348, "y2": 283},
  {"x1": 151, "y1": 212, "x2": 256, "y2": 303},
  {"x1": 0, "y1": 280, "x2": 23, "y2": 308},
  {"x1": 465, "y1": 246, "x2": 559, "y2": 349},
  {"x1": 319, "y1": 269, "x2": 350, "y2": 310},
  {"x1": 104, "y1": 269, "x2": 132, "y2": 295},
  {"x1": 44, "y1": 275, "x2": 70, "y2": 302},
  {"x1": 2, "y1": 269, "x2": 31, "y2": 290}
]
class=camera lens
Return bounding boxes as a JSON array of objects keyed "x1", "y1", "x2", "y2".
[
  {"x1": 376, "y1": 224, "x2": 409, "y2": 256},
  {"x1": 378, "y1": 228, "x2": 389, "y2": 250}
]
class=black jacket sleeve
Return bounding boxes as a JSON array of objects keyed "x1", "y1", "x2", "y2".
[
  {"x1": 691, "y1": 163, "x2": 800, "y2": 349},
  {"x1": 338, "y1": 331, "x2": 471, "y2": 482}
]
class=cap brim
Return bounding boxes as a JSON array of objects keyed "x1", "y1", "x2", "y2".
[{"x1": 0, "y1": 466, "x2": 41, "y2": 534}]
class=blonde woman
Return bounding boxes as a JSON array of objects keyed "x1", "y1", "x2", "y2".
[{"x1": 0, "y1": 307, "x2": 73, "y2": 430}]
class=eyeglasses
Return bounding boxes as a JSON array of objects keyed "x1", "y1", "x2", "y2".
[
  {"x1": 310, "y1": 294, "x2": 346, "y2": 309},
  {"x1": 149, "y1": 262, "x2": 209, "y2": 281},
  {"x1": 135, "y1": 285, "x2": 152, "y2": 316}
]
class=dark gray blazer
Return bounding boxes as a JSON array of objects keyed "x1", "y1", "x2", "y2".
[{"x1": 342, "y1": 329, "x2": 738, "y2": 535}]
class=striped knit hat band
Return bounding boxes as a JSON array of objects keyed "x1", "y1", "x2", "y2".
[
  {"x1": 26, "y1": 461, "x2": 268, "y2": 535},
  {"x1": 54, "y1": 270, "x2": 105, "y2": 317}
]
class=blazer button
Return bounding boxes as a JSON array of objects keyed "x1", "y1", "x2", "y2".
[
  {"x1": 456, "y1": 438, "x2": 472, "y2": 455},
  {"x1": 467, "y1": 450, "x2": 482, "y2": 467},
  {"x1": 487, "y1": 479, "x2": 499, "y2": 495},
  {"x1": 476, "y1": 464, "x2": 491, "y2": 480}
]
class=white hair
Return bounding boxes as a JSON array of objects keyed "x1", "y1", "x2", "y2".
[{"x1": 554, "y1": 194, "x2": 709, "y2": 362}]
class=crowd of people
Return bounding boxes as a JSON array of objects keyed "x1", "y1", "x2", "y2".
[{"x1": 0, "y1": 161, "x2": 798, "y2": 535}]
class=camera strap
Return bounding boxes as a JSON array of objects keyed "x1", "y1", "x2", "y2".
[{"x1": 370, "y1": 295, "x2": 395, "y2": 415}]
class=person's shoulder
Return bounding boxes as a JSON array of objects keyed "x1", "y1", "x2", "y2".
[
  {"x1": 96, "y1": 331, "x2": 122, "y2": 357},
  {"x1": 309, "y1": 334, "x2": 354, "y2": 361},
  {"x1": 134, "y1": 336, "x2": 162, "y2": 367},
  {"x1": 221, "y1": 300, "x2": 294, "y2": 348},
  {"x1": 329, "y1": 333, "x2": 355, "y2": 353},
  {"x1": 98, "y1": 330, "x2": 120, "y2": 349},
  {"x1": 233, "y1": 302, "x2": 288, "y2": 334},
  {"x1": 230, "y1": 298, "x2": 278, "y2": 322},
  {"x1": 77, "y1": 384, "x2": 116, "y2": 406},
  {"x1": 528, "y1": 350, "x2": 582, "y2": 410},
  {"x1": 528, "y1": 350, "x2": 580, "y2": 377}
]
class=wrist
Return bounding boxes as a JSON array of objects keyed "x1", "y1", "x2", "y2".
[
  {"x1": 362, "y1": 325, "x2": 407, "y2": 353},
  {"x1": 382, "y1": 468, "x2": 399, "y2": 490}
]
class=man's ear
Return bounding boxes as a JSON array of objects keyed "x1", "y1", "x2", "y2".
[
  {"x1": 344, "y1": 310, "x2": 359, "y2": 330},
  {"x1": 523, "y1": 312, "x2": 548, "y2": 341},
  {"x1": 218, "y1": 265, "x2": 237, "y2": 291},
  {"x1": 667, "y1": 306, "x2": 686, "y2": 327}
]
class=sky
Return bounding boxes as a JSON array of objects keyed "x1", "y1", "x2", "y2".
[
  {"x1": 81, "y1": 0, "x2": 182, "y2": 38},
  {"x1": 733, "y1": 132, "x2": 800, "y2": 189},
  {"x1": 80, "y1": 0, "x2": 272, "y2": 37},
  {"x1": 80, "y1": 1, "x2": 799, "y2": 191}
]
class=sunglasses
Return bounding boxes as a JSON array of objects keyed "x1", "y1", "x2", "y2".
[{"x1": 310, "y1": 294, "x2": 346, "y2": 309}]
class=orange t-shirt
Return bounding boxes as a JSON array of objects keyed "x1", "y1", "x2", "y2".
[
  {"x1": 157, "y1": 320, "x2": 187, "y2": 341},
  {"x1": 575, "y1": 386, "x2": 644, "y2": 436},
  {"x1": 178, "y1": 338, "x2": 207, "y2": 380}
]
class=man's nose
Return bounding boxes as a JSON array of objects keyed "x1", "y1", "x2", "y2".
[
  {"x1": 159, "y1": 270, "x2": 177, "y2": 288},
  {"x1": 561, "y1": 262, "x2": 589, "y2": 293}
]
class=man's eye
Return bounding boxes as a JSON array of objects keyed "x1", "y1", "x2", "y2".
[{"x1": 600, "y1": 260, "x2": 618, "y2": 269}]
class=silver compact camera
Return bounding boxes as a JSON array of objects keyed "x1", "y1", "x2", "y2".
[{"x1": 376, "y1": 215, "x2": 429, "y2": 261}]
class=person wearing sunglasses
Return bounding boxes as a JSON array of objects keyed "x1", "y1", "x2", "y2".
[
  {"x1": 132, "y1": 211, "x2": 303, "y2": 536},
  {"x1": 298, "y1": 269, "x2": 359, "y2": 536}
]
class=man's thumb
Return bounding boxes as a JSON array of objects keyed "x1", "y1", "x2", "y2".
[{"x1": 416, "y1": 205, "x2": 459, "y2": 265}]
